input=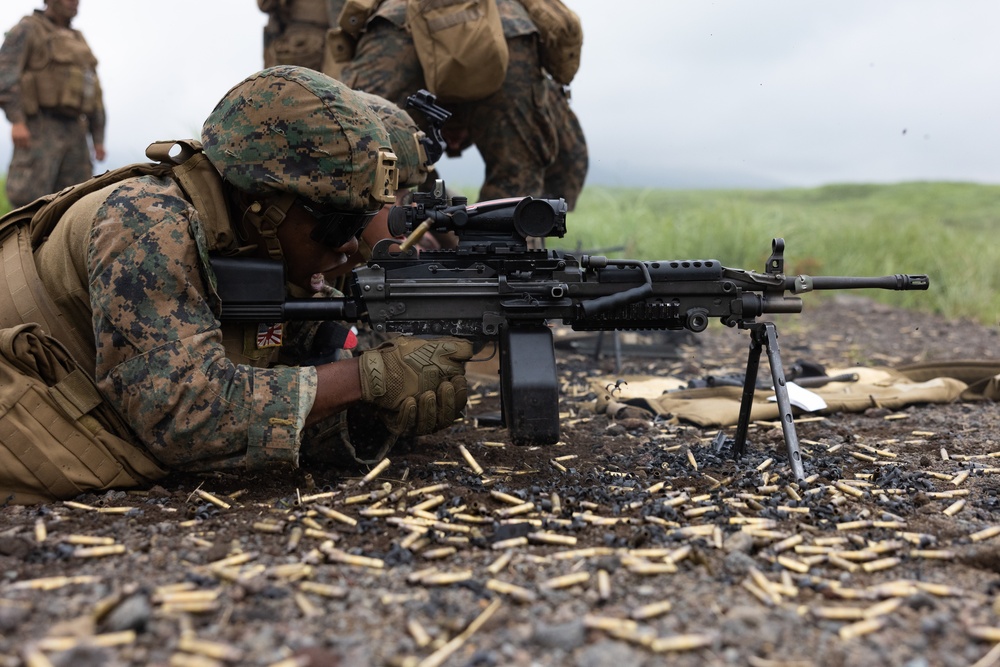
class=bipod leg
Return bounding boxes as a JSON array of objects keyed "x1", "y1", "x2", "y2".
[
  {"x1": 732, "y1": 326, "x2": 764, "y2": 459},
  {"x1": 733, "y1": 323, "x2": 806, "y2": 481},
  {"x1": 759, "y1": 322, "x2": 806, "y2": 481}
]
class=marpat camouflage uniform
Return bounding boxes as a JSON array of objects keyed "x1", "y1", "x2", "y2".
[
  {"x1": 258, "y1": 0, "x2": 330, "y2": 70},
  {"x1": 30, "y1": 67, "x2": 400, "y2": 472},
  {"x1": 338, "y1": 0, "x2": 588, "y2": 208},
  {"x1": 36, "y1": 175, "x2": 316, "y2": 471},
  {"x1": 0, "y1": 9, "x2": 105, "y2": 208}
]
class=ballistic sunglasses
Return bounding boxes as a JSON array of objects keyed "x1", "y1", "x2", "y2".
[{"x1": 298, "y1": 199, "x2": 379, "y2": 249}]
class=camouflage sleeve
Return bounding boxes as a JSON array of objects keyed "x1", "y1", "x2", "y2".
[
  {"x1": 87, "y1": 176, "x2": 317, "y2": 472},
  {"x1": 0, "y1": 19, "x2": 32, "y2": 125}
]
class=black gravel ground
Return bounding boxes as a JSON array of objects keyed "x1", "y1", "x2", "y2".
[{"x1": 2, "y1": 295, "x2": 1000, "y2": 667}]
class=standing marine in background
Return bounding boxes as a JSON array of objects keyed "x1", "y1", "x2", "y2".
[
  {"x1": 0, "y1": 0, "x2": 105, "y2": 209},
  {"x1": 258, "y1": 0, "x2": 335, "y2": 71},
  {"x1": 328, "y1": 0, "x2": 589, "y2": 210}
]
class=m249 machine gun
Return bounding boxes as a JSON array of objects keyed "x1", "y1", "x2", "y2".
[{"x1": 212, "y1": 185, "x2": 928, "y2": 480}]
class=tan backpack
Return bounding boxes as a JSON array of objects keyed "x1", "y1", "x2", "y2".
[
  {"x1": 517, "y1": 0, "x2": 582, "y2": 85},
  {"x1": 0, "y1": 324, "x2": 168, "y2": 505},
  {"x1": 406, "y1": 0, "x2": 509, "y2": 102}
]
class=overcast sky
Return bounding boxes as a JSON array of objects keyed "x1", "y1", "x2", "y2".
[{"x1": 1, "y1": 0, "x2": 998, "y2": 189}]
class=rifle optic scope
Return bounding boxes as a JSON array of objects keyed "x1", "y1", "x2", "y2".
[{"x1": 388, "y1": 195, "x2": 568, "y2": 242}]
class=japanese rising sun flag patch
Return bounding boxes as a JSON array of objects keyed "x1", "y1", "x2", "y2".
[{"x1": 256, "y1": 323, "x2": 283, "y2": 348}]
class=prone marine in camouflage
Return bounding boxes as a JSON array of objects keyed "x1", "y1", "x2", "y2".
[
  {"x1": 0, "y1": 0, "x2": 106, "y2": 208},
  {"x1": 27, "y1": 66, "x2": 469, "y2": 477},
  {"x1": 334, "y1": 0, "x2": 588, "y2": 209}
]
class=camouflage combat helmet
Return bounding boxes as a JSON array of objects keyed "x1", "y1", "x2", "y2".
[
  {"x1": 201, "y1": 66, "x2": 398, "y2": 213},
  {"x1": 354, "y1": 90, "x2": 430, "y2": 189}
]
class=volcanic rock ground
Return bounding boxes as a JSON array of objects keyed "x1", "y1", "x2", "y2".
[{"x1": 2, "y1": 295, "x2": 1000, "y2": 667}]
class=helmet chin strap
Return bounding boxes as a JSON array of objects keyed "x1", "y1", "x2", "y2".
[{"x1": 241, "y1": 191, "x2": 297, "y2": 261}]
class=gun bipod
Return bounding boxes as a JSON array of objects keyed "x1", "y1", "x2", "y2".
[{"x1": 732, "y1": 322, "x2": 806, "y2": 481}]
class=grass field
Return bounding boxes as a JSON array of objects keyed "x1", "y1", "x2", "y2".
[
  {"x1": 547, "y1": 182, "x2": 1000, "y2": 326},
  {"x1": 2, "y1": 177, "x2": 997, "y2": 324}
]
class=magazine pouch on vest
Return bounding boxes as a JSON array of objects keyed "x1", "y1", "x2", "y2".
[
  {"x1": 0, "y1": 323, "x2": 168, "y2": 505},
  {"x1": 517, "y1": 0, "x2": 582, "y2": 85},
  {"x1": 406, "y1": 0, "x2": 508, "y2": 102}
]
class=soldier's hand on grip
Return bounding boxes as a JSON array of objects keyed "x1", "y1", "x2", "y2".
[{"x1": 359, "y1": 336, "x2": 472, "y2": 435}]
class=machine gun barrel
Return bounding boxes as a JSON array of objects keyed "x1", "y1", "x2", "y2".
[{"x1": 789, "y1": 274, "x2": 930, "y2": 293}]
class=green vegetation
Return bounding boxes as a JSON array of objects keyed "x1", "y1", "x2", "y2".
[{"x1": 549, "y1": 182, "x2": 1000, "y2": 325}]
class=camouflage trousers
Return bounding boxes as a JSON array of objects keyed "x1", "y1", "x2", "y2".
[
  {"x1": 341, "y1": 20, "x2": 587, "y2": 206},
  {"x1": 6, "y1": 112, "x2": 93, "y2": 208}
]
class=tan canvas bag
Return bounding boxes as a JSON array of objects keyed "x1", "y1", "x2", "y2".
[
  {"x1": 516, "y1": 0, "x2": 582, "y2": 85},
  {"x1": 0, "y1": 323, "x2": 167, "y2": 505},
  {"x1": 406, "y1": 0, "x2": 509, "y2": 102}
]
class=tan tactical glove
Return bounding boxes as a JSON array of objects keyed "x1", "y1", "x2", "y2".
[{"x1": 359, "y1": 336, "x2": 473, "y2": 435}]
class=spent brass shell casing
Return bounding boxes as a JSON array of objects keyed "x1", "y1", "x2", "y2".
[
  {"x1": 487, "y1": 550, "x2": 514, "y2": 574},
  {"x1": 36, "y1": 630, "x2": 136, "y2": 652},
  {"x1": 410, "y1": 495, "x2": 446, "y2": 513},
  {"x1": 541, "y1": 571, "x2": 591, "y2": 589},
  {"x1": 630, "y1": 600, "x2": 673, "y2": 620},
  {"x1": 864, "y1": 597, "x2": 904, "y2": 619},
  {"x1": 314, "y1": 505, "x2": 358, "y2": 526},
  {"x1": 486, "y1": 578, "x2": 537, "y2": 603},
  {"x1": 583, "y1": 615, "x2": 639, "y2": 633},
  {"x1": 458, "y1": 445, "x2": 484, "y2": 475},
  {"x1": 771, "y1": 535, "x2": 804, "y2": 554},
  {"x1": 489, "y1": 490, "x2": 524, "y2": 506},
  {"x1": 597, "y1": 569, "x2": 612, "y2": 601},
  {"x1": 943, "y1": 499, "x2": 967, "y2": 516},
  {"x1": 406, "y1": 482, "x2": 451, "y2": 497},
  {"x1": 64, "y1": 534, "x2": 115, "y2": 546},
  {"x1": 527, "y1": 532, "x2": 577, "y2": 546},
  {"x1": 776, "y1": 556, "x2": 810, "y2": 574},
  {"x1": 968, "y1": 626, "x2": 1000, "y2": 643},
  {"x1": 408, "y1": 618, "x2": 433, "y2": 647},
  {"x1": 970, "y1": 526, "x2": 1000, "y2": 542},
  {"x1": 861, "y1": 557, "x2": 901, "y2": 573},
  {"x1": 839, "y1": 617, "x2": 884, "y2": 640},
  {"x1": 421, "y1": 570, "x2": 473, "y2": 586},
  {"x1": 194, "y1": 489, "x2": 231, "y2": 510},
  {"x1": 491, "y1": 536, "x2": 529, "y2": 550},
  {"x1": 358, "y1": 457, "x2": 391, "y2": 485},
  {"x1": 496, "y1": 502, "x2": 535, "y2": 518},
  {"x1": 177, "y1": 636, "x2": 244, "y2": 661},
  {"x1": 321, "y1": 546, "x2": 384, "y2": 569},
  {"x1": 420, "y1": 546, "x2": 457, "y2": 560},
  {"x1": 649, "y1": 634, "x2": 713, "y2": 653},
  {"x1": 74, "y1": 544, "x2": 125, "y2": 558},
  {"x1": 293, "y1": 592, "x2": 322, "y2": 618},
  {"x1": 298, "y1": 581, "x2": 348, "y2": 598},
  {"x1": 627, "y1": 561, "x2": 677, "y2": 576}
]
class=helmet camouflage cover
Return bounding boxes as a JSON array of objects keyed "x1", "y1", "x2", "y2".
[
  {"x1": 353, "y1": 90, "x2": 430, "y2": 189},
  {"x1": 201, "y1": 66, "x2": 397, "y2": 211}
]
